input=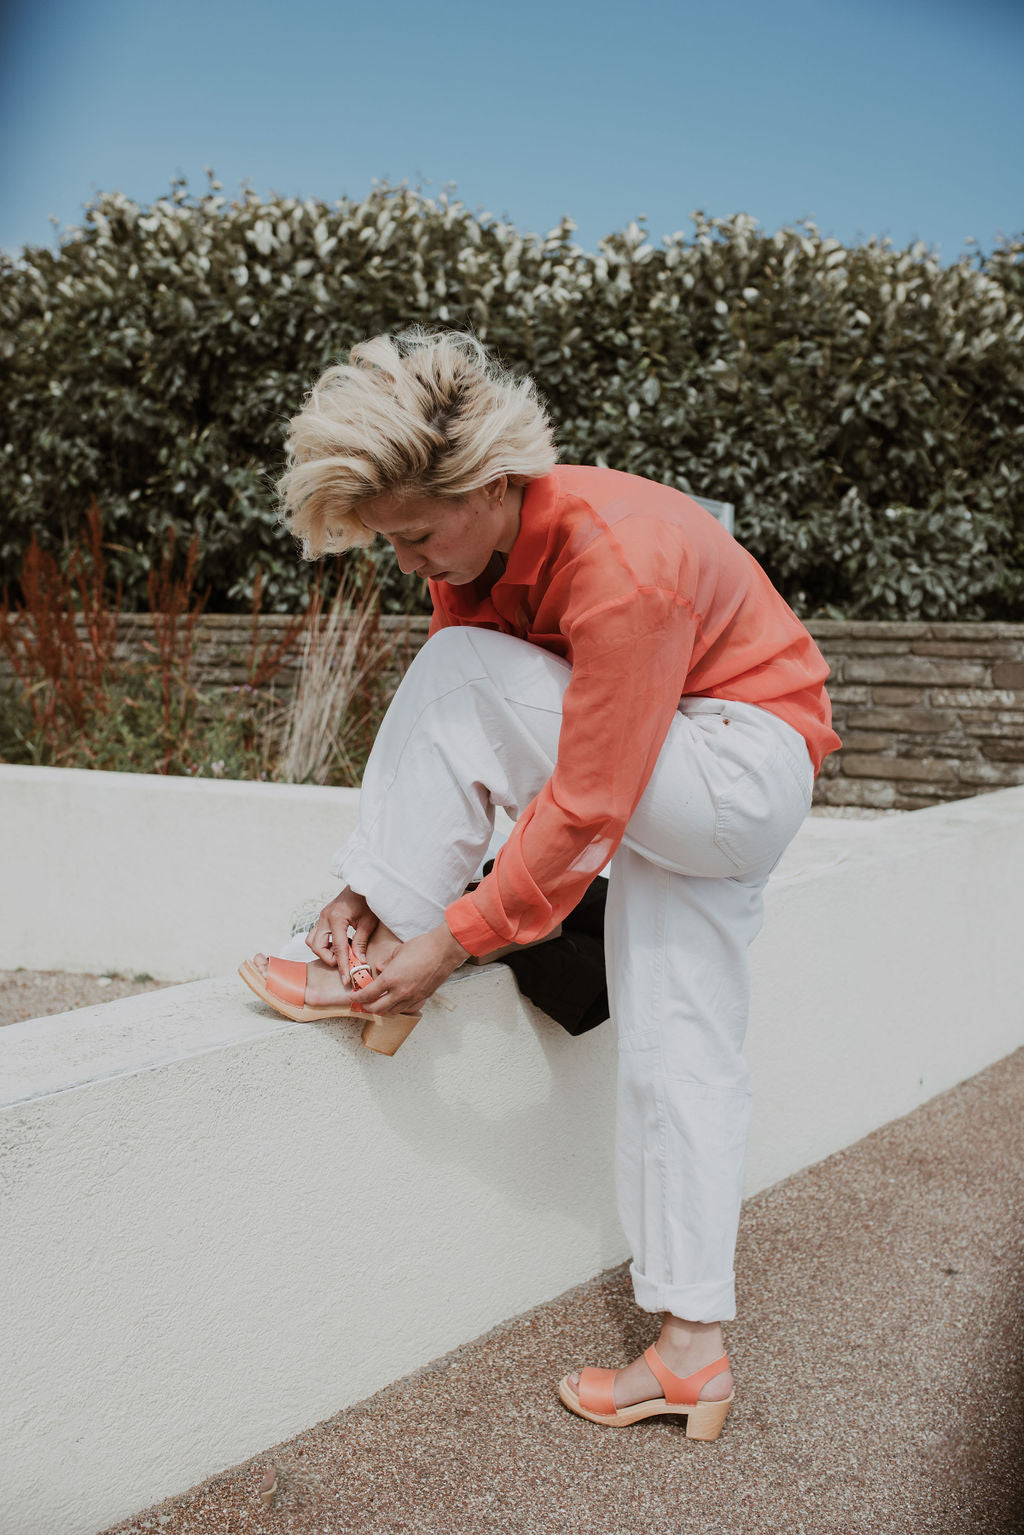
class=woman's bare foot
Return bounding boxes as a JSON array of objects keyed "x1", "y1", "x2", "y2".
[
  {"x1": 251, "y1": 920, "x2": 405, "y2": 1008},
  {"x1": 251, "y1": 952, "x2": 353, "y2": 1007},
  {"x1": 363, "y1": 921, "x2": 402, "y2": 974},
  {"x1": 566, "y1": 1317, "x2": 733, "y2": 1409}
]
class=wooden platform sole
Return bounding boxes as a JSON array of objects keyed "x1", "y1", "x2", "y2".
[
  {"x1": 557, "y1": 1377, "x2": 734, "y2": 1440},
  {"x1": 238, "y1": 959, "x2": 420, "y2": 1056}
]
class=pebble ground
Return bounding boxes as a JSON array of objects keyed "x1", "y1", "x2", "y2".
[{"x1": 0, "y1": 967, "x2": 172, "y2": 1026}]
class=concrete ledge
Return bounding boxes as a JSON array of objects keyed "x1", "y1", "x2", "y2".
[
  {"x1": 2, "y1": 970, "x2": 621, "y2": 1535},
  {"x1": 749, "y1": 792, "x2": 1024, "y2": 1186},
  {"x1": 2, "y1": 780, "x2": 1024, "y2": 1532}
]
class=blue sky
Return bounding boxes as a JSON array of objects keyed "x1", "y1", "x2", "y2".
[{"x1": 1, "y1": 0, "x2": 1021, "y2": 263}]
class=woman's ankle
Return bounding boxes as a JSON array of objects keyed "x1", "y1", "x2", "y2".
[
  {"x1": 655, "y1": 1316, "x2": 732, "y2": 1400},
  {"x1": 658, "y1": 1315, "x2": 724, "y2": 1349}
]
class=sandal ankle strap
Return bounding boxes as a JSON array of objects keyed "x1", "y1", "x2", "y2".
[{"x1": 643, "y1": 1346, "x2": 730, "y2": 1405}]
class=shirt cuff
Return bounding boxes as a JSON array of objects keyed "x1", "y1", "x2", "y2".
[{"x1": 445, "y1": 892, "x2": 506, "y2": 958}]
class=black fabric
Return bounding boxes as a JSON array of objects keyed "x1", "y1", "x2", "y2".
[{"x1": 474, "y1": 861, "x2": 609, "y2": 1036}]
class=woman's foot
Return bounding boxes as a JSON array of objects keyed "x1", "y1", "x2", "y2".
[
  {"x1": 362, "y1": 921, "x2": 403, "y2": 974},
  {"x1": 566, "y1": 1317, "x2": 733, "y2": 1409},
  {"x1": 252, "y1": 921, "x2": 404, "y2": 1007}
]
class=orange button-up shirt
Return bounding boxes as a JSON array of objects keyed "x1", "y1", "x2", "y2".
[{"x1": 435, "y1": 466, "x2": 841, "y2": 957}]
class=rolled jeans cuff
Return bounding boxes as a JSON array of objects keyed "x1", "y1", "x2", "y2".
[
  {"x1": 331, "y1": 836, "x2": 446, "y2": 941},
  {"x1": 629, "y1": 1263, "x2": 737, "y2": 1323}
]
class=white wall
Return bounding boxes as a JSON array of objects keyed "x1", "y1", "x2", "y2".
[
  {"x1": 0, "y1": 766, "x2": 514, "y2": 980},
  {"x1": 2, "y1": 772, "x2": 1023, "y2": 1534},
  {"x1": 747, "y1": 797, "x2": 1024, "y2": 1185},
  {"x1": 0, "y1": 766, "x2": 363, "y2": 978},
  {"x1": 2, "y1": 970, "x2": 621, "y2": 1535}
]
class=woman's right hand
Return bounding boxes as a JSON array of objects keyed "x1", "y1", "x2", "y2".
[{"x1": 306, "y1": 886, "x2": 378, "y2": 979}]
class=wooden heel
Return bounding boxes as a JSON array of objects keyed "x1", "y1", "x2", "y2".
[
  {"x1": 684, "y1": 1392, "x2": 733, "y2": 1441},
  {"x1": 348, "y1": 940, "x2": 421, "y2": 1056},
  {"x1": 360, "y1": 1011, "x2": 420, "y2": 1056}
]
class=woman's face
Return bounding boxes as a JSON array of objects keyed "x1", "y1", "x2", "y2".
[{"x1": 356, "y1": 479, "x2": 522, "y2": 586}]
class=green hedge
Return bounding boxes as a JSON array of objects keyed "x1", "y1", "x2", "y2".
[{"x1": 1, "y1": 177, "x2": 1022, "y2": 618}]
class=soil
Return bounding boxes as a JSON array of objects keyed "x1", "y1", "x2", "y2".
[{"x1": 0, "y1": 968, "x2": 174, "y2": 1027}]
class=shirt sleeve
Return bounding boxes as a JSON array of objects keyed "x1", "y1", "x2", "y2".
[{"x1": 445, "y1": 586, "x2": 700, "y2": 955}]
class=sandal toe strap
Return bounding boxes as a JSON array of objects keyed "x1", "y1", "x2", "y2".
[
  {"x1": 266, "y1": 957, "x2": 308, "y2": 1008},
  {"x1": 577, "y1": 1366, "x2": 618, "y2": 1416}
]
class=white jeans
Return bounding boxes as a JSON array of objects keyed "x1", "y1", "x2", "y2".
[{"x1": 331, "y1": 627, "x2": 814, "y2": 1322}]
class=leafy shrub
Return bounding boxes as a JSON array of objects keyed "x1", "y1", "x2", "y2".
[{"x1": 1, "y1": 178, "x2": 1022, "y2": 618}]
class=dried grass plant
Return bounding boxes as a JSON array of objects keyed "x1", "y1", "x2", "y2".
[
  {"x1": 276, "y1": 564, "x2": 393, "y2": 786},
  {"x1": 0, "y1": 504, "x2": 315, "y2": 777},
  {"x1": 0, "y1": 500, "x2": 120, "y2": 757}
]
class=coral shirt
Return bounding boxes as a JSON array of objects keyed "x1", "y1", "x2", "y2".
[{"x1": 435, "y1": 466, "x2": 841, "y2": 957}]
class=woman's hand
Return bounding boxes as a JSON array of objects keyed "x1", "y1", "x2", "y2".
[
  {"x1": 307, "y1": 886, "x2": 377, "y2": 977},
  {"x1": 355, "y1": 923, "x2": 469, "y2": 1015}
]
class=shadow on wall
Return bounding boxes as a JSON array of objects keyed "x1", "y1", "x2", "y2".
[{"x1": 239, "y1": 969, "x2": 624, "y2": 1244}]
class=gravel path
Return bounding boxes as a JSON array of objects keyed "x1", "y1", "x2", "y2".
[{"x1": 0, "y1": 968, "x2": 174, "y2": 1026}]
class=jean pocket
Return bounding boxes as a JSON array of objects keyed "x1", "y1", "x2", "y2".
[{"x1": 713, "y1": 744, "x2": 812, "y2": 875}]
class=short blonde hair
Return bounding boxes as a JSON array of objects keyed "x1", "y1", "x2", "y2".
[{"x1": 278, "y1": 328, "x2": 557, "y2": 557}]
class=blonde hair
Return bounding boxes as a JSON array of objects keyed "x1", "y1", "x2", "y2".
[{"x1": 278, "y1": 328, "x2": 557, "y2": 557}]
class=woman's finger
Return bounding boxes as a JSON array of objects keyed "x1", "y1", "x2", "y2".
[
  {"x1": 356, "y1": 974, "x2": 426, "y2": 1015},
  {"x1": 310, "y1": 908, "x2": 353, "y2": 966},
  {"x1": 306, "y1": 917, "x2": 336, "y2": 965},
  {"x1": 352, "y1": 973, "x2": 394, "y2": 1010},
  {"x1": 339, "y1": 927, "x2": 461, "y2": 1015},
  {"x1": 355, "y1": 935, "x2": 446, "y2": 1014},
  {"x1": 350, "y1": 914, "x2": 378, "y2": 959}
]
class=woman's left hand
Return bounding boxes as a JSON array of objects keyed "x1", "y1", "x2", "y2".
[{"x1": 355, "y1": 923, "x2": 469, "y2": 1015}]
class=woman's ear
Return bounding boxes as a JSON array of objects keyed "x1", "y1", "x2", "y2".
[{"x1": 484, "y1": 473, "x2": 510, "y2": 507}]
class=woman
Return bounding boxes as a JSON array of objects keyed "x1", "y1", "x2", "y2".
[{"x1": 246, "y1": 328, "x2": 841, "y2": 1439}]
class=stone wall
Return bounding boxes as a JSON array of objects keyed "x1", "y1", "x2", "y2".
[
  {"x1": 808, "y1": 621, "x2": 1024, "y2": 810},
  {"x1": 0, "y1": 611, "x2": 432, "y2": 710},
  {"x1": 4, "y1": 614, "x2": 1024, "y2": 809}
]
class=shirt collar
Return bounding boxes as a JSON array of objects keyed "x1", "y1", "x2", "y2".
[{"x1": 500, "y1": 473, "x2": 558, "y2": 589}]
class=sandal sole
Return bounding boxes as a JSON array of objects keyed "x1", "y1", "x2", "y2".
[
  {"x1": 557, "y1": 1377, "x2": 734, "y2": 1438},
  {"x1": 238, "y1": 959, "x2": 420, "y2": 1055}
]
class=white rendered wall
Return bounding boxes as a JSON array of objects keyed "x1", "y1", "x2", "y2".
[
  {"x1": 2, "y1": 777, "x2": 1023, "y2": 1533},
  {"x1": 2, "y1": 970, "x2": 621, "y2": 1535},
  {"x1": 0, "y1": 766, "x2": 363, "y2": 978},
  {"x1": 0, "y1": 765, "x2": 514, "y2": 980},
  {"x1": 746, "y1": 794, "x2": 1024, "y2": 1185}
]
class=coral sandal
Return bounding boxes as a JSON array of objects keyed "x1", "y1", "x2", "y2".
[
  {"x1": 237, "y1": 948, "x2": 421, "y2": 1057},
  {"x1": 558, "y1": 1347, "x2": 734, "y2": 1440}
]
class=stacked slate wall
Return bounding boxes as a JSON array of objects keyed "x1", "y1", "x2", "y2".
[
  {"x1": 808, "y1": 622, "x2": 1024, "y2": 809},
  {"x1": 4, "y1": 618, "x2": 1024, "y2": 809}
]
